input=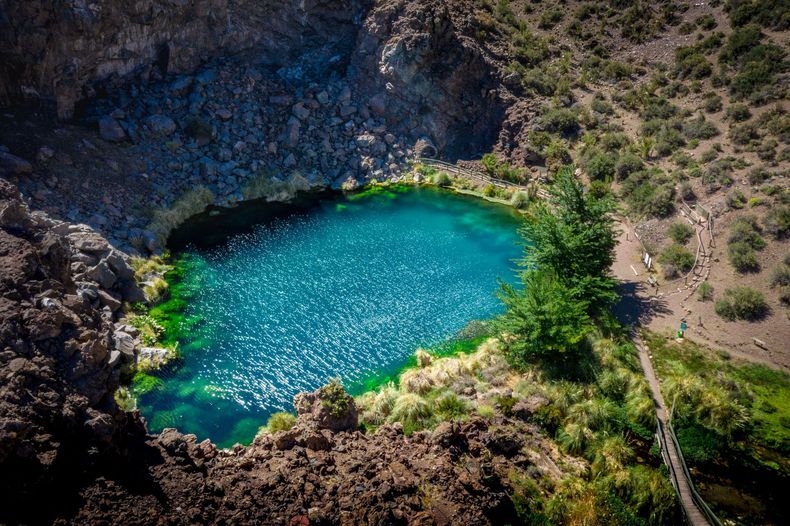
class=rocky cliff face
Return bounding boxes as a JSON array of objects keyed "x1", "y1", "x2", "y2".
[
  {"x1": 0, "y1": 0, "x2": 363, "y2": 119},
  {"x1": 349, "y1": 0, "x2": 507, "y2": 157},
  {"x1": 0, "y1": 179, "x2": 146, "y2": 522}
]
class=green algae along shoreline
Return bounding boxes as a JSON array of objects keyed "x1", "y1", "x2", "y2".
[{"x1": 122, "y1": 176, "x2": 529, "y2": 446}]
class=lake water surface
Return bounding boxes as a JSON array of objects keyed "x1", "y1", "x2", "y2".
[{"x1": 138, "y1": 186, "x2": 524, "y2": 447}]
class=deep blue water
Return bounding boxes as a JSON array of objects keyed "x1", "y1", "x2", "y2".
[{"x1": 137, "y1": 186, "x2": 524, "y2": 447}]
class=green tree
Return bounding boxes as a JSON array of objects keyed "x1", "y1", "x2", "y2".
[
  {"x1": 497, "y1": 270, "x2": 591, "y2": 363},
  {"x1": 517, "y1": 167, "x2": 619, "y2": 311}
]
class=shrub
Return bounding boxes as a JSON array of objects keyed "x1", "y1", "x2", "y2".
[
  {"x1": 510, "y1": 191, "x2": 530, "y2": 209},
  {"x1": 715, "y1": 287, "x2": 769, "y2": 321},
  {"x1": 319, "y1": 379, "x2": 350, "y2": 417},
  {"x1": 434, "y1": 391, "x2": 467, "y2": 420},
  {"x1": 265, "y1": 412, "x2": 296, "y2": 432},
  {"x1": 763, "y1": 205, "x2": 790, "y2": 238},
  {"x1": 674, "y1": 48, "x2": 712, "y2": 79},
  {"x1": 591, "y1": 96, "x2": 615, "y2": 115},
  {"x1": 698, "y1": 281, "x2": 714, "y2": 301},
  {"x1": 729, "y1": 216, "x2": 766, "y2": 249},
  {"x1": 696, "y1": 14, "x2": 717, "y2": 30},
  {"x1": 483, "y1": 184, "x2": 496, "y2": 197},
  {"x1": 772, "y1": 264, "x2": 790, "y2": 288},
  {"x1": 538, "y1": 9, "x2": 563, "y2": 29},
  {"x1": 130, "y1": 315, "x2": 164, "y2": 346},
  {"x1": 726, "y1": 103, "x2": 752, "y2": 122},
  {"x1": 541, "y1": 107, "x2": 579, "y2": 134},
  {"x1": 143, "y1": 277, "x2": 169, "y2": 304},
  {"x1": 584, "y1": 151, "x2": 617, "y2": 181},
  {"x1": 659, "y1": 244, "x2": 695, "y2": 277},
  {"x1": 703, "y1": 94, "x2": 722, "y2": 113},
  {"x1": 621, "y1": 169, "x2": 675, "y2": 217},
  {"x1": 683, "y1": 115, "x2": 719, "y2": 140},
  {"x1": 655, "y1": 126, "x2": 686, "y2": 157},
  {"x1": 729, "y1": 123, "x2": 759, "y2": 145},
  {"x1": 728, "y1": 241, "x2": 760, "y2": 272},
  {"x1": 668, "y1": 222, "x2": 694, "y2": 244},
  {"x1": 615, "y1": 152, "x2": 644, "y2": 181},
  {"x1": 481, "y1": 153, "x2": 498, "y2": 175},
  {"x1": 389, "y1": 393, "x2": 432, "y2": 433},
  {"x1": 747, "y1": 167, "x2": 771, "y2": 185},
  {"x1": 726, "y1": 189, "x2": 747, "y2": 209},
  {"x1": 431, "y1": 171, "x2": 451, "y2": 186}
]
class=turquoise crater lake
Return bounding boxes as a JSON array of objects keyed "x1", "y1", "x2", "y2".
[{"x1": 138, "y1": 186, "x2": 524, "y2": 447}]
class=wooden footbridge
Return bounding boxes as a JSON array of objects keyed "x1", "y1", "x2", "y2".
[
  {"x1": 417, "y1": 157, "x2": 550, "y2": 199},
  {"x1": 635, "y1": 334, "x2": 722, "y2": 526}
]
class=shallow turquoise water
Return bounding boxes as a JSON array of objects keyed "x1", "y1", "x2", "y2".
[{"x1": 138, "y1": 187, "x2": 524, "y2": 447}]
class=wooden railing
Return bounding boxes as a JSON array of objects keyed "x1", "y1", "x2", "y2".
[{"x1": 417, "y1": 158, "x2": 550, "y2": 199}]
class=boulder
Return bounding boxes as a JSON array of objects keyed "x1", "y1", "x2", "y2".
[
  {"x1": 0, "y1": 151, "x2": 33, "y2": 176},
  {"x1": 99, "y1": 116, "x2": 127, "y2": 142},
  {"x1": 145, "y1": 114, "x2": 177, "y2": 136},
  {"x1": 293, "y1": 382, "x2": 358, "y2": 432},
  {"x1": 292, "y1": 102, "x2": 310, "y2": 120},
  {"x1": 369, "y1": 94, "x2": 387, "y2": 115},
  {"x1": 86, "y1": 261, "x2": 116, "y2": 289},
  {"x1": 112, "y1": 331, "x2": 136, "y2": 357}
]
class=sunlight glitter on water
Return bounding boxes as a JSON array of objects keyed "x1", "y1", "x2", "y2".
[{"x1": 138, "y1": 187, "x2": 524, "y2": 447}]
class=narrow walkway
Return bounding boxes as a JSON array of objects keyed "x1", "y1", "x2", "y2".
[
  {"x1": 418, "y1": 157, "x2": 550, "y2": 198},
  {"x1": 633, "y1": 334, "x2": 711, "y2": 526}
]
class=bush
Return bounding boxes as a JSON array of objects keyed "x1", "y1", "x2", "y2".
[
  {"x1": 621, "y1": 168, "x2": 675, "y2": 217},
  {"x1": 483, "y1": 184, "x2": 497, "y2": 197},
  {"x1": 729, "y1": 123, "x2": 759, "y2": 145},
  {"x1": 698, "y1": 281, "x2": 714, "y2": 301},
  {"x1": 655, "y1": 126, "x2": 686, "y2": 157},
  {"x1": 726, "y1": 103, "x2": 752, "y2": 122},
  {"x1": 615, "y1": 153, "x2": 644, "y2": 181},
  {"x1": 585, "y1": 151, "x2": 617, "y2": 181},
  {"x1": 772, "y1": 264, "x2": 790, "y2": 288},
  {"x1": 541, "y1": 107, "x2": 580, "y2": 134},
  {"x1": 659, "y1": 244, "x2": 695, "y2": 277},
  {"x1": 729, "y1": 216, "x2": 766, "y2": 249},
  {"x1": 726, "y1": 189, "x2": 747, "y2": 209},
  {"x1": 763, "y1": 205, "x2": 790, "y2": 238},
  {"x1": 510, "y1": 191, "x2": 531, "y2": 209},
  {"x1": 703, "y1": 94, "x2": 723, "y2": 113},
  {"x1": 668, "y1": 222, "x2": 695, "y2": 244},
  {"x1": 431, "y1": 171, "x2": 451, "y2": 186},
  {"x1": 747, "y1": 167, "x2": 771, "y2": 185},
  {"x1": 674, "y1": 48, "x2": 712, "y2": 79},
  {"x1": 538, "y1": 9, "x2": 563, "y2": 29},
  {"x1": 728, "y1": 241, "x2": 760, "y2": 272},
  {"x1": 591, "y1": 96, "x2": 615, "y2": 115},
  {"x1": 265, "y1": 412, "x2": 296, "y2": 432},
  {"x1": 683, "y1": 115, "x2": 719, "y2": 140},
  {"x1": 715, "y1": 287, "x2": 769, "y2": 321}
]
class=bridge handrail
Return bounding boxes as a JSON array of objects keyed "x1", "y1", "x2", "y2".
[
  {"x1": 417, "y1": 157, "x2": 544, "y2": 194},
  {"x1": 666, "y1": 419, "x2": 724, "y2": 526}
]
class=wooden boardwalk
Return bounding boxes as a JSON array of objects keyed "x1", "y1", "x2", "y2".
[
  {"x1": 634, "y1": 335, "x2": 718, "y2": 526},
  {"x1": 417, "y1": 158, "x2": 550, "y2": 199}
]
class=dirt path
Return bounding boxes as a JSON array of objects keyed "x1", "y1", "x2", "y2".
[{"x1": 612, "y1": 220, "x2": 788, "y2": 371}]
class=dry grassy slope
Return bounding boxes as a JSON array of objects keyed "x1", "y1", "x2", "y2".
[{"x1": 472, "y1": 0, "x2": 789, "y2": 368}]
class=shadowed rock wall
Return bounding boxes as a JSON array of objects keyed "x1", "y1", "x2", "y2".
[{"x1": 0, "y1": 0, "x2": 363, "y2": 119}]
